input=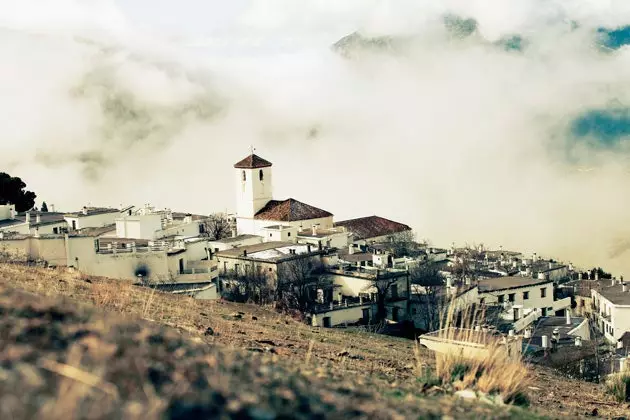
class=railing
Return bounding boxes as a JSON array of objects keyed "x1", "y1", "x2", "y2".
[
  {"x1": 514, "y1": 308, "x2": 541, "y2": 332},
  {"x1": 179, "y1": 267, "x2": 216, "y2": 275},
  {"x1": 310, "y1": 297, "x2": 372, "y2": 314},
  {"x1": 552, "y1": 297, "x2": 571, "y2": 312}
]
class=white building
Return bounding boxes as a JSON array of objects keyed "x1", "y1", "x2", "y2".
[
  {"x1": 591, "y1": 279, "x2": 630, "y2": 343},
  {"x1": 0, "y1": 207, "x2": 68, "y2": 236},
  {"x1": 233, "y1": 153, "x2": 334, "y2": 236},
  {"x1": 477, "y1": 276, "x2": 565, "y2": 318},
  {"x1": 64, "y1": 207, "x2": 126, "y2": 231},
  {"x1": 116, "y1": 213, "x2": 163, "y2": 240},
  {"x1": 296, "y1": 226, "x2": 351, "y2": 250}
]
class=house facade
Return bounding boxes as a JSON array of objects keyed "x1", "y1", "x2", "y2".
[{"x1": 591, "y1": 280, "x2": 630, "y2": 343}]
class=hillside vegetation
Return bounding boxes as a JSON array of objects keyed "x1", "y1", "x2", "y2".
[{"x1": 0, "y1": 263, "x2": 627, "y2": 419}]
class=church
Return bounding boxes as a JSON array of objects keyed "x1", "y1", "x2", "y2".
[{"x1": 233, "y1": 153, "x2": 335, "y2": 237}]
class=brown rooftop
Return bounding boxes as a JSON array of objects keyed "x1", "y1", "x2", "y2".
[
  {"x1": 255, "y1": 199, "x2": 332, "y2": 222},
  {"x1": 334, "y1": 216, "x2": 411, "y2": 241},
  {"x1": 234, "y1": 154, "x2": 272, "y2": 169},
  {"x1": 478, "y1": 276, "x2": 552, "y2": 292}
]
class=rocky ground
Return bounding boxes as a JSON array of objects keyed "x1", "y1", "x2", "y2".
[{"x1": 0, "y1": 263, "x2": 628, "y2": 419}]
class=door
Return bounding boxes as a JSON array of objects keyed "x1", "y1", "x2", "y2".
[
  {"x1": 323, "y1": 317, "x2": 331, "y2": 328},
  {"x1": 362, "y1": 308, "x2": 370, "y2": 324},
  {"x1": 392, "y1": 307, "x2": 400, "y2": 322},
  {"x1": 179, "y1": 258, "x2": 184, "y2": 274}
]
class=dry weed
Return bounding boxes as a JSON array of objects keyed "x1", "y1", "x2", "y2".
[{"x1": 426, "y1": 297, "x2": 530, "y2": 404}]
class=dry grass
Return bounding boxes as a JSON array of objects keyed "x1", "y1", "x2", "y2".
[
  {"x1": 0, "y1": 262, "x2": 420, "y2": 380},
  {"x1": 424, "y1": 299, "x2": 530, "y2": 404},
  {"x1": 605, "y1": 367, "x2": 630, "y2": 403}
]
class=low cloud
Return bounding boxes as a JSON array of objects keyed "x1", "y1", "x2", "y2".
[{"x1": 3, "y1": 1, "x2": 630, "y2": 275}]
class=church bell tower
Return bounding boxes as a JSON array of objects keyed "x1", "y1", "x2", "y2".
[{"x1": 234, "y1": 152, "x2": 273, "y2": 219}]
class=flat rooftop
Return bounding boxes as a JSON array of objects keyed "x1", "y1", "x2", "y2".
[
  {"x1": 211, "y1": 234, "x2": 261, "y2": 244},
  {"x1": 596, "y1": 283, "x2": 630, "y2": 306},
  {"x1": 216, "y1": 241, "x2": 319, "y2": 262},
  {"x1": 478, "y1": 276, "x2": 552, "y2": 292}
]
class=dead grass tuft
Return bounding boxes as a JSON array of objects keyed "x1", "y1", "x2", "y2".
[
  {"x1": 422, "y1": 298, "x2": 530, "y2": 404},
  {"x1": 605, "y1": 368, "x2": 630, "y2": 403}
]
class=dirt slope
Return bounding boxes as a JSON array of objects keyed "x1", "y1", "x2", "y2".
[{"x1": 0, "y1": 263, "x2": 627, "y2": 418}]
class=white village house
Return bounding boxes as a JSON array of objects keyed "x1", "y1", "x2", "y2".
[{"x1": 591, "y1": 279, "x2": 630, "y2": 344}]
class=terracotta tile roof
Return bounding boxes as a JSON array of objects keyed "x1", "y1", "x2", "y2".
[
  {"x1": 234, "y1": 154, "x2": 272, "y2": 169},
  {"x1": 254, "y1": 199, "x2": 332, "y2": 222},
  {"x1": 334, "y1": 216, "x2": 411, "y2": 241}
]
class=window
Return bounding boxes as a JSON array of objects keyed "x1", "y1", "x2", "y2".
[
  {"x1": 508, "y1": 293, "x2": 515, "y2": 302},
  {"x1": 288, "y1": 232, "x2": 291, "y2": 237},
  {"x1": 391, "y1": 284, "x2": 399, "y2": 299},
  {"x1": 259, "y1": 169, "x2": 264, "y2": 181},
  {"x1": 498, "y1": 294, "x2": 505, "y2": 303},
  {"x1": 540, "y1": 287, "x2": 547, "y2": 298},
  {"x1": 269, "y1": 267, "x2": 273, "y2": 272},
  {"x1": 523, "y1": 291, "x2": 529, "y2": 300},
  {"x1": 242, "y1": 170, "x2": 246, "y2": 182},
  {"x1": 71, "y1": 220, "x2": 76, "y2": 230},
  {"x1": 53, "y1": 227, "x2": 59, "y2": 234}
]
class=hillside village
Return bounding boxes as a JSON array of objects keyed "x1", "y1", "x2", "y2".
[{"x1": 1, "y1": 152, "x2": 630, "y2": 386}]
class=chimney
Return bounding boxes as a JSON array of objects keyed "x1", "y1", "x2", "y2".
[
  {"x1": 566, "y1": 310, "x2": 571, "y2": 325},
  {"x1": 231, "y1": 228, "x2": 237, "y2": 238},
  {"x1": 25, "y1": 212, "x2": 31, "y2": 224},
  {"x1": 243, "y1": 250, "x2": 247, "y2": 257},
  {"x1": 82, "y1": 206, "x2": 88, "y2": 216},
  {"x1": 9, "y1": 205, "x2": 15, "y2": 220},
  {"x1": 541, "y1": 335, "x2": 549, "y2": 349},
  {"x1": 524, "y1": 328, "x2": 532, "y2": 339},
  {"x1": 50, "y1": 204, "x2": 55, "y2": 213},
  {"x1": 312, "y1": 225, "x2": 317, "y2": 235},
  {"x1": 348, "y1": 245, "x2": 355, "y2": 255},
  {"x1": 574, "y1": 336, "x2": 582, "y2": 347},
  {"x1": 611, "y1": 278, "x2": 615, "y2": 286},
  {"x1": 623, "y1": 283, "x2": 628, "y2": 293},
  {"x1": 36, "y1": 213, "x2": 41, "y2": 224},
  {"x1": 595, "y1": 270, "x2": 599, "y2": 281},
  {"x1": 549, "y1": 262, "x2": 553, "y2": 270}
]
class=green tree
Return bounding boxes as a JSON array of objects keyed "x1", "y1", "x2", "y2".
[{"x1": 0, "y1": 173, "x2": 36, "y2": 212}]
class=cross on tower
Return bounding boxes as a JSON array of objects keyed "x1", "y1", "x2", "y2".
[{"x1": 250, "y1": 145, "x2": 256, "y2": 155}]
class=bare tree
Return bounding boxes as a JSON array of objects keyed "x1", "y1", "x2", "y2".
[
  {"x1": 386, "y1": 230, "x2": 417, "y2": 257},
  {"x1": 451, "y1": 243, "x2": 486, "y2": 286},
  {"x1": 276, "y1": 257, "x2": 326, "y2": 313},
  {"x1": 223, "y1": 265, "x2": 273, "y2": 305},
  {"x1": 410, "y1": 262, "x2": 446, "y2": 331},
  {"x1": 371, "y1": 273, "x2": 402, "y2": 322},
  {"x1": 200, "y1": 213, "x2": 232, "y2": 240}
]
